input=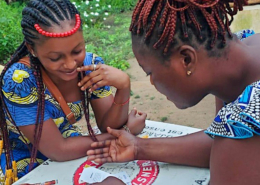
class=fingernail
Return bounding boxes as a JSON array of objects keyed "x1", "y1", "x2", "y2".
[
  {"x1": 78, "y1": 82, "x2": 81, "y2": 86},
  {"x1": 88, "y1": 89, "x2": 92, "y2": 93},
  {"x1": 81, "y1": 87, "x2": 85, "y2": 91}
]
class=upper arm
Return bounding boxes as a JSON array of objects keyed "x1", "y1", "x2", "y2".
[
  {"x1": 2, "y1": 63, "x2": 51, "y2": 126},
  {"x1": 90, "y1": 94, "x2": 113, "y2": 128},
  {"x1": 18, "y1": 118, "x2": 66, "y2": 160},
  {"x1": 210, "y1": 136, "x2": 260, "y2": 185}
]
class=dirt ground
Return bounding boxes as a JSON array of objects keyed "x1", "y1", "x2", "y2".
[{"x1": 126, "y1": 58, "x2": 216, "y2": 130}]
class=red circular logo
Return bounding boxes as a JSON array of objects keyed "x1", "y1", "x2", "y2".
[{"x1": 73, "y1": 160, "x2": 159, "y2": 185}]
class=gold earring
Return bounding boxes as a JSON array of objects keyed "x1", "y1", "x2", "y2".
[{"x1": 187, "y1": 71, "x2": 192, "y2": 76}]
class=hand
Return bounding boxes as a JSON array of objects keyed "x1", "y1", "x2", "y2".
[
  {"x1": 126, "y1": 108, "x2": 146, "y2": 135},
  {"x1": 87, "y1": 127, "x2": 138, "y2": 163},
  {"x1": 77, "y1": 64, "x2": 130, "y2": 92}
]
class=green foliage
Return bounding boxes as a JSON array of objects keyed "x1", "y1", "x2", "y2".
[
  {"x1": 72, "y1": 0, "x2": 112, "y2": 28},
  {"x1": 99, "y1": 0, "x2": 138, "y2": 13},
  {"x1": 161, "y1": 117, "x2": 168, "y2": 122},
  {"x1": 83, "y1": 12, "x2": 132, "y2": 71},
  {"x1": 0, "y1": 1, "x2": 24, "y2": 64}
]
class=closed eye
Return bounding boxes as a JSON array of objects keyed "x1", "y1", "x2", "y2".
[
  {"x1": 50, "y1": 56, "x2": 61, "y2": 62},
  {"x1": 73, "y1": 50, "x2": 82, "y2": 55},
  {"x1": 146, "y1": 72, "x2": 151, "y2": 77}
]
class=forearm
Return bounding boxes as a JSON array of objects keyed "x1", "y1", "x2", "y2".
[
  {"x1": 136, "y1": 130, "x2": 212, "y2": 168},
  {"x1": 99, "y1": 86, "x2": 130, "y2": 132},
  {"x1": 43, "y1": 133, "x2": 114, "y2": 161}
]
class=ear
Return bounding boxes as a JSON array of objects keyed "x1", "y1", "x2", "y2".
[
  {"x1": 178, "y1": 45, "x2": 197, "y2": 75},
  {"x1": 25, "y1": 42, "x2": 37, "y2": 57}
]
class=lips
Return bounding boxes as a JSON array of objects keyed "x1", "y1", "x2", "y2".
[{"x1": 64, "y1": 68, "x2": 77, "y2": 75}]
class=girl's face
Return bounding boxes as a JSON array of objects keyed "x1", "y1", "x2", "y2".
[
  {"x1": 132, "y1": 43, "x2": 208, "y2": 109},
  {"x1": 32, "y1": 22, "x2": 86, "y2": 83}
]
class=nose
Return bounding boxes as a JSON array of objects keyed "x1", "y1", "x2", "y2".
[
  {"x1": 64, "y1": 58, "x2": 76, "y2": 70},
  {"x1": 150, "y1": 75, "x2": 154, "y2": 85}
]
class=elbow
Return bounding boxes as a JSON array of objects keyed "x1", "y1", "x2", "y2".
[
  {"x1": 40, "y1": 143, "x2": 69, "y2": 162},
  {"x1": 99, "y1": 127, "x2": 107, "y2": 133},
  {"x1": 44, "y1": 152, "x2": 67, "y2": 162},
  {"x1": 97, "y1": 122, "x2": 108, "y2": 133}
]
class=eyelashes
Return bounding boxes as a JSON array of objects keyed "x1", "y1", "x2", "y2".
[{"x1": 146, "y1": 72, "x2": 151, "y2": 77}]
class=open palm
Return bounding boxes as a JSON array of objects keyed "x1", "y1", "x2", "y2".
[{"x1": 87, "y1": 127, "x2": 138, "y2": 163}]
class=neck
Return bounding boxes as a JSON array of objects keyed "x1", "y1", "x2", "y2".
[
  {"x1": 45, "y1": 69, "x2": 79, "y2": 89},
  {"x1": 209, "y1": 40, "x2": 260, "y2": 103}
]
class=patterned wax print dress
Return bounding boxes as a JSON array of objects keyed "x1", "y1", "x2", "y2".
[
  {"x1": 205, "y1": 30, "x2": 259, "y2": 139},
  {"x1": 1, "y1": 52, "x2": 112, "y2": 178},
  {"x1": 205, "y1": 80, "x2": 260, "y2": 138}
]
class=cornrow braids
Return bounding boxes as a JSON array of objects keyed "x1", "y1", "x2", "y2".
[
  {"x1": 130, "y1": 0, "x2": 248, "y2": 55},
  {"x1": 55, "y1": 0, "x2": 70, "y2": 20},
  {"x1": 27, "y1": 0, "x2": 60, "y2": 25},
  {"x1": 0, "y1": 0, "x2": 87, "y2": 174},
  {"x1": 41, "y1": 0, "x2": 65, "y2": 22},
  {"x1": 64, "y1": 0, "x2": 79, "y2": 19}
]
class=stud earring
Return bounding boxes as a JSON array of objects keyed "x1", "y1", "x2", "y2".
[{"x1": 187, "y1": 70, "x2": 192, "y2": 76}]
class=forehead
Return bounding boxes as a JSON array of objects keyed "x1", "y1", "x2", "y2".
[
  {"x1": 132, "y1": 40, "x2": 168, "y2": 68},
  {"x1": 35, "y1": 30, "x2": 84, "y2": 54}
]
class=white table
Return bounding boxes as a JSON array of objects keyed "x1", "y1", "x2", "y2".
[{"x1": 14, "y1": 120, "x2": 210, "y2": 185}]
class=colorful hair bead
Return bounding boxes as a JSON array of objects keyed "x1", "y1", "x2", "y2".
[{"x1": 34, "y1": 14, "x2": 81, "y2": 38}]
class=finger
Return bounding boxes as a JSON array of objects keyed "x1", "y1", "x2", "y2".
[
  {"x1": 107, "y1": 127, "x2": 123, "y2": 138},
  {"x1": 78, "y1": 71, "x2": 101, "y2": 85},
  {"x1": 78, "y1": 71, "x2": 99, "y2": 86},
  {"x1": 129, "y1": 108, "x2": 138, "y2": 117},
  {"x1": 88, "y1": 153, "x2": 110, "y2": 160},
  {"x1": 77, "y1": 64, "x2": 101, "y2": 72},
  {"x1": 90, "y1": 140, "x2": 111, "y2": 148},
  {"x1": 90, "y1": 81, "x2": 106, "y2": 92},
  {"x1": 94, "y1": 157, "x2": 113, "y2": 164},
  {"x1": 80, "y1": 75, "x2": 103, "y2": 91},
  {"x1": 87, "y1": 147, "x2": 109, "y2": 155},
  {"x1": 137, "y1": 111, "x2": 147, "y2": 116}
]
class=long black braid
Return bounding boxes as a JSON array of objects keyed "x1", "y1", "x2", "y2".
[{"x1": 0, "y1": 0, "x2": 96, "y2": 172}]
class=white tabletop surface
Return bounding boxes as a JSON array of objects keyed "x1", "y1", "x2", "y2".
[{"x1": 14, "y1": 120, "x2": 210, "y2": 185}]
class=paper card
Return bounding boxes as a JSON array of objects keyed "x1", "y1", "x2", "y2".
[{"x1": 79, "y1": 166, "x2": 131, "y2": 184}]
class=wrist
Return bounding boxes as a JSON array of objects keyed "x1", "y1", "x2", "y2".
[
  {"x1": 122, "y1": 124, "x2": 131, "y2": 134},
  {"x1": 135, "y1": 137, "x2": 143, "y2": 160}
]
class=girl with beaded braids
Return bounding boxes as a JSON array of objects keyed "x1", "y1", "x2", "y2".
[
  {"x1": 0, "y1": 0, "x2": 146, "y2": 179},
  {"x1": 87, "y1": 0, "x2": 260, "y2": 184}
]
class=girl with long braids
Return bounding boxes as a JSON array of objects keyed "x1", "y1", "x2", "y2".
[
  {"x1": 87, "y1": 0, "x2": 260, "y2": 184},
  {"x1": 0, "y1": 0, "x2": 146, "y2": 180}
]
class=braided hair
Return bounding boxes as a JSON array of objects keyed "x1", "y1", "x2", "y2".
[
  {"x1": 130, "y1": 0, "x2": 248, "y2": 57},
  {"x1": 0, "y1": 0, "x2": 96, "y2": 171}
]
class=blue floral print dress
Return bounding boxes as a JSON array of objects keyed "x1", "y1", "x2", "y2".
[{"x1": 0, "y1": 52, "x2": 112, "y2": 178}]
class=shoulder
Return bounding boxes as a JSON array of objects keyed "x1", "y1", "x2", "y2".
[
  {"x1": 2, "y1": 62, "x2": 37, "y2": 102},
  {"x1": 242, "y1": 33, "x2": 260, "y2": 46},
  {"x1": 83, "y1": 52, "x2": 105, "y2": 66}
]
